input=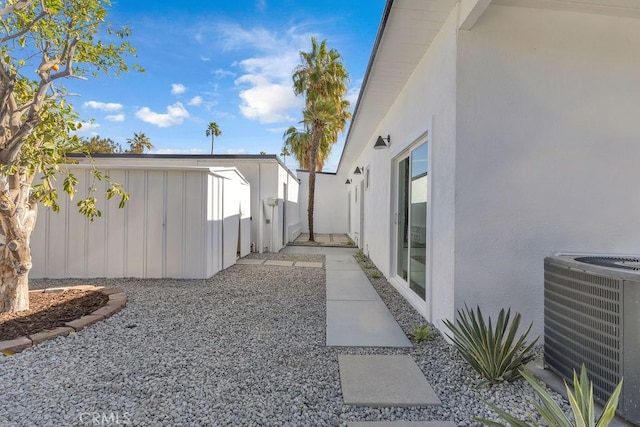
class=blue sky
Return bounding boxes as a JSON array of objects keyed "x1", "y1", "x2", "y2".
[{"x1": 68, "y1": 0, "x2": 385, "y2": 172}]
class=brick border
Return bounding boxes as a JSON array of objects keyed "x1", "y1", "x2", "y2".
[{"x1": 0, "y1": 286, "x2": 126, "y2": 356}]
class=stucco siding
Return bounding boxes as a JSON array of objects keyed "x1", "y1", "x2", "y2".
[
  {"x1": 343, "y1": 6, "x2": 459, "y2": 326},
  {"x1": 455, "y1": 5, "x2": 640, "y2": 336},
  {"x1": 298, "y1": 172, "x2": 348, "y2": 234}
]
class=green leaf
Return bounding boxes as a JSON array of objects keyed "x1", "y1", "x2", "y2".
[{"x1": 443, "y1": 304, "x2": 538, "y2": 384}]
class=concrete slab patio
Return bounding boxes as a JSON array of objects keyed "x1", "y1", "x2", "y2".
[{"x1": 339, "y1": 355, "x2": 441, "y2": 407}]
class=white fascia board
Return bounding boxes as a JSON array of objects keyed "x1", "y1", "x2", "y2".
[
  {"x1": 459, "y1": 0, "x2": 492, "y2": 30},
  {"x1": 208, "y1": 167, "x2": 250, "y2": 186}
]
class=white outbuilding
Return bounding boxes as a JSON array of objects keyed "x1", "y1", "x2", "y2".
[{"x1": 30, "y1": 164, "x2": 250, "y2": 279}]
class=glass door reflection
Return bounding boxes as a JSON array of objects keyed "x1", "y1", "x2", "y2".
[{"x1": 395, "y1": 142, "x2": 428, "y2": 301}]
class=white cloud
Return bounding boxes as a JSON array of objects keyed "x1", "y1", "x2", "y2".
[
  {"x1": 76, "y1": 121, "x2": 100, "y2": 132},
  {"x1": 171, "y1": 83, "x2": 187, "y2": 95},
  {"x1": 256, "y1": 0, "x2": 266, "y2": 11},
  {"x1": 200, "y1": 55, "x2": 211, "y2": 62},
  {"x1": 135, "y1": 102, "x2": 190, "y2": 127},
  {"x1": 213, "y1": 24, "x2": 309, "y2": 124},
  {"x1": 83, "y1": 101, "x2": 123, "y2": 112},
  {"x1": 188, "y1": 96, "x2": 203, "y2": 106},
  {"x1": 346, "y1": 80, "x2": 362, "y2": 110},
  {"x1": 236, "y1": 75, "x2": 299, "y2": 123},
  {"x1": 213, "y1": 68, "x2": 235, "y2": 79},
  {"x1": 105, "y1": 114, "x2": 125, "y2": 122},
  {"x1": 153, "y1": 147, "x2": 208, "y2": 155}
]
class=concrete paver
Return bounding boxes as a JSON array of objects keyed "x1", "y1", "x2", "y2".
[
  {"x1": 326, "y1": 270, "x2": 381, "y2": 301},
  {"x1": 327, "y1": 300, "x2": 412, "y2": 347},
  {"x1": 0, "y1": 336, "x2": 32, "y2": 354},
  {"x1": 29, "y1": 327, "x2": 74, "y2": 345},
  {"x1": 236, "y1": 258, "x2": 265, "y2": 265},
  {"x1": 339, "y1": 355, "x2": 441, "y2": 407},
  {"x1": 326, "y1": 256, "x2": 361, "y2": 271},
  {"x1": 295, "y1": 261, "x2": 324, "y2": 268},
  {"x1": 263, "y1": 260, "x2": 295, "y2": 267}
]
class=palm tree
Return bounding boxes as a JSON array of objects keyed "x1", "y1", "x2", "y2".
[
  {"x1": 280, "y1": 145, "x2": 291, "y2": 167},
  {"x1": 206, "y1": 122, "x2": 221, "y2": 154},
  {"x1": 292, "y1": 37, "x2": 351, "y2": 241},
  {"x1": 126, "y1": 132, "x2": 153, "y2": 154},
  {"x1": 282, "y1": 125, "x2": 334, "y2": 171}
]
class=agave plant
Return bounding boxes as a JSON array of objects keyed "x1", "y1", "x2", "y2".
[
  {"x1": 477, "y1": 365, "x2": 623, "y2": 427},
  {"x1": 443, "y1": 304, "x2": 538, "y2": 383}
]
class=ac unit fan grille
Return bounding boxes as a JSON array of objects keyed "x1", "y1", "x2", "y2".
[
  {"x1": 575, "y1": 256, "x2": 640, "y2": 271},
  {"x1": 544, "y1": 263, "x2": 622, "y2": 398}
]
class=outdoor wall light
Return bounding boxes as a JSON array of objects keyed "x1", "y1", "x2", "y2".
[
  {"x1": 374, "y1": 134, "x2": 391, "y2": 149},
  {"x1": 345, "y1": 179, "x2": 351, "y2": 184},
  {"x1": 354, "y1": 166, "x2": 363, "y2": 175}
]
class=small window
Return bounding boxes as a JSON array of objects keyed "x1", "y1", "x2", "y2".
[
  {"x1": 365, "y1": 166, "x2": 370, "y2": 190},
  {"x1": 355, "y1": 187, "x2": 358, "y2": 203}
]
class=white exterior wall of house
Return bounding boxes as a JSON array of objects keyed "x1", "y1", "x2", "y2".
[
  {"x1": 343, "y1": 6, "x2": 459, "y2": 327},
  {"x1": 454, "y1": 5, "x2": 640, "y2": 335},
  {"x1": 31, "y1": 166, "x2": 250, "y2": 279},
  {"x1": 336, "y1": 0, "x2": 640, "y2": 338},
  {"x1": 297, "y1": 171, "x2": 348, "y2": 234}
]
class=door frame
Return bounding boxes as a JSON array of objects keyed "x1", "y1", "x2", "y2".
[
  {"x1": 389, "y1": 132, "x2": 432, "y2": 319},
  {"x1": 359, "y1": 180, "x2": 365, "y2": 252}
]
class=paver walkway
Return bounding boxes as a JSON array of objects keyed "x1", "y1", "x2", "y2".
[
  {"x1": 325, "y1": 251, "x2": 412, "y2": 347},
  {"x1": 282, "y1": 245, "x2": 442, "y2": 422},
  {"x1": 290, "y1": 233, "x2": 356, "y2": 247},
  {"x1": 281, "y1": 246, "x2": 410, "y2": 347}
]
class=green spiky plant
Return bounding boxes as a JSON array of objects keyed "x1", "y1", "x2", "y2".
[
  {"x1": 477, "y1": 365, "x2": 623, "y2": 427},
  {"x1": 410, "y1": 324, "x2": 434, "y2": 342},
  {"x1": 443, "y1": 304, "x2": 538, "y2": 383},
  {"x1": 371, "y1": 271, "x2": 381, "y2": 279}
]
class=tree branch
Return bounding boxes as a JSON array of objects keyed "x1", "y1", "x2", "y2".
[
  {"x1": 48, "y1": 37, "x2": 78, "y2": 80},
  {"x1": 0, "y1": 10, "x2": 47, "y2": 44},
  {"x1": 0, "y1": 0, "x2": 33, "y2": 17}
]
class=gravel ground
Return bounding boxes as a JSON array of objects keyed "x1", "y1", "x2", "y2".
[{"x1": 0, "y1": 251, "x2": 570, "y2": 426}]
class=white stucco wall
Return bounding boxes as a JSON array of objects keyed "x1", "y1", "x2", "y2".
[
  {"x1": 343, "y1": 6, "x2": 459, "y2": 327},
  {"x1": 455, "y1": 5, "x2": 640, "y2": 336},
  {"x1": 298, "y1": 171, "x2": 348, "y2": 234},
  {"x1": 212, "y1": 159, "x2": 300, "y2": 252}
]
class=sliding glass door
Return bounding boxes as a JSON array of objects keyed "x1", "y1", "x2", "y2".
[{"x1": 394, "y1": 142, "x2": 428, "y2": 300}]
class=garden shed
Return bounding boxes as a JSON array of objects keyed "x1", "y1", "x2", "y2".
[
  {"x1": 72, "y1": 154, "x2": 301, "y2": 253},
  {"x1": 30, "y1": 164, "x2": 250, "y2": 279}
]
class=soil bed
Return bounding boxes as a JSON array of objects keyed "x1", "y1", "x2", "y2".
[{"x1": 0, "y1": 289, "x2": 108, "y2": 340}]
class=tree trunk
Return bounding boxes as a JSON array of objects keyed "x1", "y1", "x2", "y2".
[
  {"x1": 0, "y1": 175, "x2": 37, "y2": 313},
  {"x1": 307, "y1": 126, "x2": 322, "y2": 242},
  {"x1": 1, "y1": 259, "x2": 29, "y2": 311}
]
